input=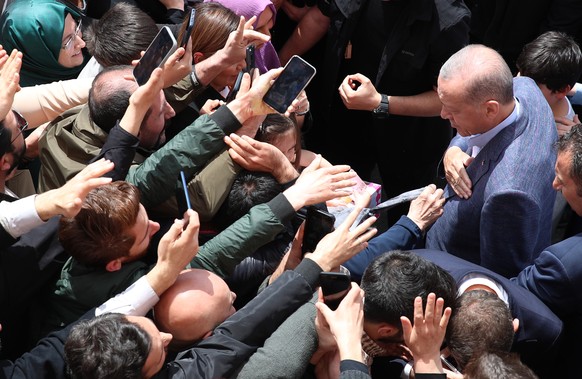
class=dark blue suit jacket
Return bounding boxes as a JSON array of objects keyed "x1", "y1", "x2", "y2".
[
  {"x1": 345, "y1": 216, "x2": 422, "y2": 280},
  {"x1": 413, "y1": 249, "x2": 562, "y2": 376},
  {"x1": 513, "y1": 234, "x2": 582, "y2": 377},
  {"x1": 426, "y1": 77, "x2": 557, "y2": 278}
]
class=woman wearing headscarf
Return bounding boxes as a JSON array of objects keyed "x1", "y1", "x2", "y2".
[{"x1": 0, "y1": 0, "x2": 90, "y2": 87}]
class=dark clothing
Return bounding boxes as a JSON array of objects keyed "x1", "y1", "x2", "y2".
[
  {"x1": 309, "y1": 0, "x2": 470, "y2": 224},
  {"x1": 414, "y1": 249, "x2": 562, "y2": 378}
]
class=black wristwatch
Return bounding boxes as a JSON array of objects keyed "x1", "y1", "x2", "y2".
[{"x1": 373, "y1": 94, "x2": 389, "y2": 115}]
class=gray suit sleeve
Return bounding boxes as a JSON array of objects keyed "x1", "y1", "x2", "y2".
[{"x1": 234, "y1": 293, "x2": 318, "y2": 379}]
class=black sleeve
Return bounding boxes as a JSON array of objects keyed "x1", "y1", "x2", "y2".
[{"x1": 90, "y1": 121, "x2": 140, "y2": 181}]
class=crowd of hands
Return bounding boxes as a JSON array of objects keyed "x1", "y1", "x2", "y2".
[{"x1": 0, "y1": 10, "x2": 464, "y2": 377}]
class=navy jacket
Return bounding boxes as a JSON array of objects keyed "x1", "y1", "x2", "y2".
[{"x1": 414, "y1": 249, "x2": 562, "y2": 376}]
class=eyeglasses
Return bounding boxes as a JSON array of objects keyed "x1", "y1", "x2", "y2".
[
  {"x1": 62, "y1": 19, "x2": 82, "y2": 50},
  {"x1": 10, "y1": 110, "x2": 28, "y2": 144}
]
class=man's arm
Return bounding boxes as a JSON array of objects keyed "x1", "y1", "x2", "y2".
[
  {"x1": 278, "y1": 6, "x2": 330, "y2": 65},
  {"x1": 0, "y1": 160, "x2": 113, "y2": 241},
  {"x1": 338, "y1": 74, "x2": 442, "y2": 117}
]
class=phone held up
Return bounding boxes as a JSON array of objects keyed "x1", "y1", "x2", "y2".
[
  {"x1": 302, "y1": 206, "x2": 335, "y2": 255},
  {"x1": 226, "y1": 44, "x2": 256, "y2": 103},
  {"x1": 133, "y1": 26, "x2": 177, "y2": 86},
  {"x1": 320, "y1": 271, "x2": 351, "y2": 311},
  {"x1": 263, "y1": 55, "x2": 316, "y2": 113},
  {"x1": 179, "y1": 8, "x2": 196, "y2": 49},
  {"x1": 176, "y1": 170, "x2": 192, "y2": 229}
]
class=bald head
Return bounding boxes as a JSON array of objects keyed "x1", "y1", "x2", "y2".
[
  {"x1": 439, "y1": 45, "x2": 514, "y2": 106},
  {"x1": 88, "y1": 65, "x2": 138, "y2": 133},
  {"x1": 153, "y1": 269, "x2": 236, "y2": 349}
]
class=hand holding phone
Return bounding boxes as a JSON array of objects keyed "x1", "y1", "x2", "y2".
[
  {"x1": 133, "y1": 26, "x2": 177, "y2": 86},
  {"x1": 263, "y1": 55, "x2": 316, "y2": 113},
  {"x1": 176, "y1": 170, "x2": 192, "y2": 229},
  {"x1": 179, "y1": 8, "x2": 196, "y2": 48},
  {"x1": 302, "y1": 206, "x2": 335, "y2": 254},
  {"x1": 320, "y1": 271, "x2": 351, "y2": 311}
]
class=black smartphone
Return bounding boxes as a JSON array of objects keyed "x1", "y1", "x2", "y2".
[
  {"x1": 320, "y1": 271, "x2": 351, "y2": 311},
  {"x1": 302, "y1": 206, "x2": 335, "y2": 254},
  {"x1": 133, "y1": 26, "x2": 177, "y2": 86},
  {"x1": 263, "y1": 55, "x2": 316, "y2": 113},
  {"x1": 176, "y1": 171, "x2": 192, "y2": 228},
  {"x1": 245, "y1": 44, "x2": 256, "y2": 73},
  {"x1": 179, "y1": 8, "x2": 196, "y2": 48},
  {"x1": 226, "y1": 44, "x2": 256, "y2": 102}
]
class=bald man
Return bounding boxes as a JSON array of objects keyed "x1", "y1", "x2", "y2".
[{"x1": 154, "y1": 269, "x2": 237, "y2": 349}]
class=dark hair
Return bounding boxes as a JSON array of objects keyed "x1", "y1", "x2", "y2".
[
  {"x1": 463, "y1": 351, "x2": 538, "y2": 379},
  {"x1": 516, "y1": 31, "x2": 582, "y2": 92},
  {"x1": 256, "y1": 114, "x2": 301, "y2": 167},
  {"x1": 65, "y1": 313, "x2": 151, "y2": 379},
  {"x1": 360, "y1": 250, "x2": 458, "y2": 326},
  {"x1": 84, "y1": 3, "x2": 158, "y2": 67},
  {"x1": 0, "y1": 119, "x2": 13, "y2": 158},
  {"x1": 58, "y1": 181, "x2": 141, "y2": 266},
  {"x1": 88, "y1": 65, "x2": 135, "y2": 133},
  {"x1": 214, "y1": 170, "x2": 282, "y2": 230},
  {"x1": 556, "y1": 123, "x2": 582, "y2": 196},
  {"x1": 447, "y1": 290, "x2": 514, "y2": 369}
]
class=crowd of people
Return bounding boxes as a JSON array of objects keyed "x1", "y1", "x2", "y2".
[{"x1": 0, "y1": 0, "x2": 582, "y2": 378}]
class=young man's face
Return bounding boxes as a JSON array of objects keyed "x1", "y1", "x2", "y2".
[
  {"x1": 126, "y1": 315, "x2": 172, "y2": 378},
  {"x1": 124, "y1": 204, "x2": 160, "y2": 261}
]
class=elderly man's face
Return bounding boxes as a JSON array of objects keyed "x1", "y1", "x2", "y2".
[
  {"x1": 553, "y1": 150, "x2": 582, "y2": 216},
  {"x1": 438, "y1": 77, "x2": 488, "y2": 137}
]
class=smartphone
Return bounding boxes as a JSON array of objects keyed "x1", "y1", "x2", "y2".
[
  {"x1": 133, "y1": 26, "x2": 177, "y2": 86},
  {"x1": 320, "y1": 271, "x2": 351, "y2": 311},
  {"x1": 179, "y1": 8, "x2": 196, "y2": 48},
  {"x1": 302, "y1": 206, "x2": 335, "y2": 254},
  {"x1": 225, "y1": 71, "x2": 244, "y2": 103},
  {"x1": 226, "y1": 45, "x2": 256, "y2": 102},
  {"x1": 263, "y1": 55, "x2": 316, "y2": 113},
  {"x1": 176, "y1": 171, "x2": 192, "y2": 228},
  {"x1": 245, "y1": 44, "x2": 256, "y2": 73}
]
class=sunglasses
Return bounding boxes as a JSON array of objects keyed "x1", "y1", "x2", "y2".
[{"x1": 10, "y1": 110, "x2": 28, "y2": 144}]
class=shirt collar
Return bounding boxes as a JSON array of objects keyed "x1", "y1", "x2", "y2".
[{"x1": 467, "y1": 98, "x2": 520, "y2": 157}]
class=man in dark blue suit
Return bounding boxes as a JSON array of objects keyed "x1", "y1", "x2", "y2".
[
  {"x1": 425, "y1": 45, "x2": 557, "y2": 278},
  {"x1": 413, "y1": 249, "x2": 562, "y2": 378},
  {"x1": 513, "y1": 124, "x2": 582, "y2": 377}
]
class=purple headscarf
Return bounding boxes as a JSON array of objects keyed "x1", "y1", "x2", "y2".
[{"x1": 204, "y1": 0, "x2": 281, "y2": 73}]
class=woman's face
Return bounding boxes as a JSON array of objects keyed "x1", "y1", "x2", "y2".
[
  {"x1": 255, "y1": 7, "x2": 274, "y2": 38},
  {"x1": 58, "y1": 13, "x2": 85, "y2": 68},
  {"x1": 212, "y1": 58, "x2": 245, "y2": 92},
  {"x1": 272, "y1": 129, "x2": 297, "y2": 163}
]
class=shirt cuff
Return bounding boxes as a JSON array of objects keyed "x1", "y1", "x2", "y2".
[
  {"x1": 0, "y1": 195, "x2": 44, "y2": 238},
  {"x1": 209, "y1": 105, "x2": 242, "y2": 136},
  {"x1": 95, "y1": 276, "x2": 159, "y2": 317},
  {"x1": 340, "y1": 360, "x2": 369, "y2": 374}
]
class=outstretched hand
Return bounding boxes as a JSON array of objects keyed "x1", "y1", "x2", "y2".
[
  {"x1": 401, "y1": 293, "x2": 451, "y2": 374},
  {"x1": 0, "y1": 48, "x2": 22, "y2": 121},
  {"x1": 149, "y1": 209, "x2": 200, "y2": 296},
  {"x1": 308, "y1": 192, "x2": 377, "y2": 271},
  {"x1": 407, "y1": 184, "x2": 445, "y2": 231},
  {"x1": 35, "y1": 159, "x2": 114, "y2": 220}
]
